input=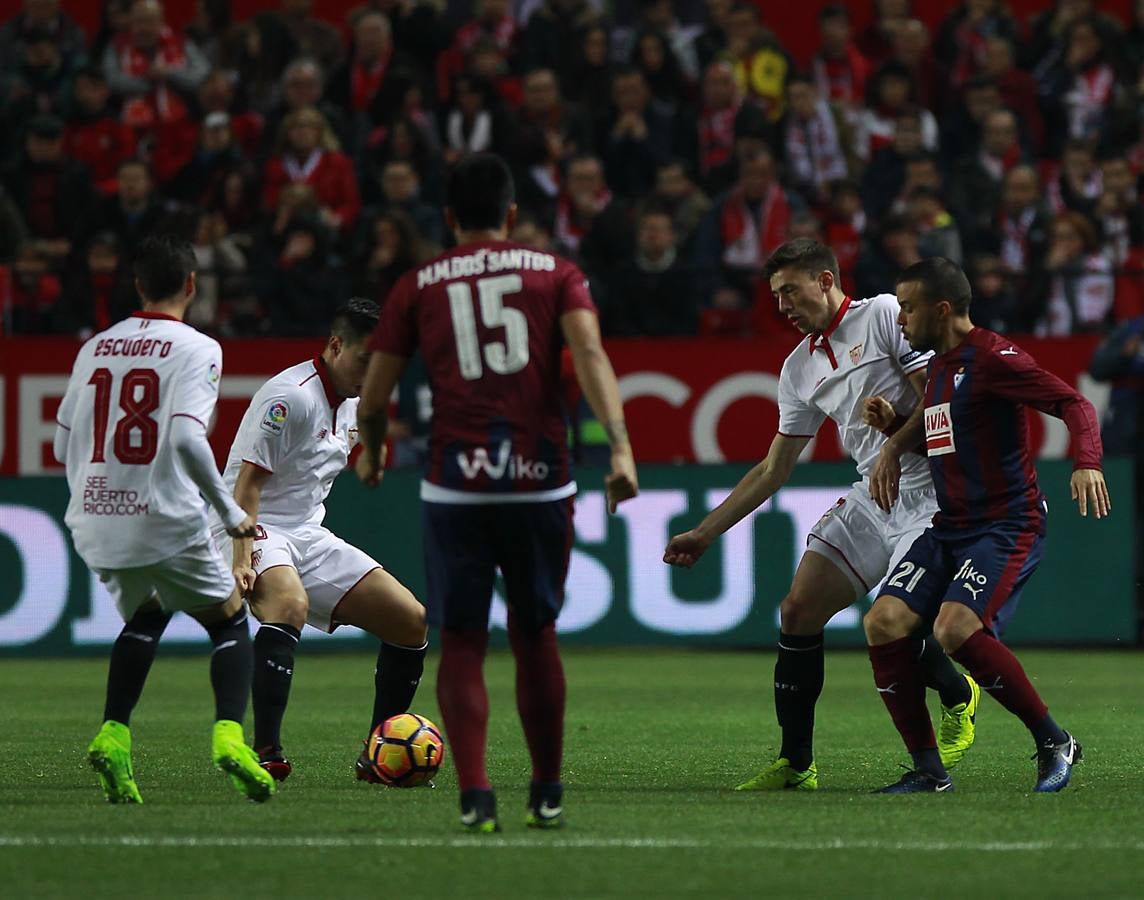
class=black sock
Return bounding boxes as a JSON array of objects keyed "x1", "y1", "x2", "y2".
[
  {"x1": 917, "y1": 636, "x2": 972, "y2": 707},
  {"x1": 910, "y1": 747, "x2": 947, "y2": 779},
  {"x1": 1031, "y1": 713, "x2": 1068, "y2": 749},
  {"x1": 252, "y1": 623, "x2": 300, "y2": 752},
  {"x1": 371, "y1": 640, "x2": 427, "y2": 731},
  {"x1": 205, "y1": 608, "x2": 253, "y2": 723},
  {"x1": 775, "y1": 632, "x2": 824, "y2": 771},
  {"x1": 103, "y1": 607, "x2": 172, "y2": 725}
]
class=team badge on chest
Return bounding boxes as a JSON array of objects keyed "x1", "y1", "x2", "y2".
[
  {"x1": 953, "y1": 366, "x2": 966, "y2": 390},
  {"x1": 849, "y1": 343, "x2": 864, "y2": 365}
]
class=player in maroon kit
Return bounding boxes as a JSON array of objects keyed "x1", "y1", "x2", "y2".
[
  {"x1": 356, "y1": 153, "x2": 638, "y2": 831},
  {"x1": 861, "y1": 257, "x2": 1110, "y2": 793}
]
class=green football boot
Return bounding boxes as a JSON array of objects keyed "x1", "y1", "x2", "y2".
[
  {"x1": 938, "y1": 675, "x2": 981, "y2": 770},
  {"x1": 734, "y1": 757, "x2": 818, "y2": 792},
  {"x1": 88, "y1": 720, "x2": 143, "y2": 804},
  {"x1": 212, "y1": 720, "x2": 275, "y2": 803}
]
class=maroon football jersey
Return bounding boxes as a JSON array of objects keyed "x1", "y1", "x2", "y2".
[{"x1": 369, "y1": 240, "x2": 596, "y2": 500}]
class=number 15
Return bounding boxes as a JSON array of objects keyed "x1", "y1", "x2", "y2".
[{"x1": 447, "y1": 274, "x2": 528, "y2": 381}]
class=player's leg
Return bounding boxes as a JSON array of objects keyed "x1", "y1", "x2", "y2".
[
  {"x1": 423, "y1": 501, "x2": 499, "y2": 831},
  {"x1": 246, "y1": 563, "x2": 307, "y2": 779},
  {"x1": 863, "y1": 530, "x2": 954, "y2": 792},
  {"x1": 496, "y1": 498, "x2": 574, "y2": 828},
  {"x1": 318, "y1": 561, "x2": 428, "y2": 734},
  {"x1": 735, "y1": 548, "x2": 854, "y2": 792},
  {"x1": 933, "y1": 531, "x2": 1080, "y2": 791},
  {"x1": 87, "y1": 571, "x2": 168, "y2": 804}
]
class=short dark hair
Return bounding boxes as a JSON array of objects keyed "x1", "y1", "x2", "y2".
[
  {"x1": 134, "y1": 234, "x2": 196, "y2": 302},
  {"x1": 762, "y1": 239, "x2": 841, "y2": 283},
  {"x1": 896, "y1": 257, "x2": 972, "y2": 314},
  {"x1": 330, "y1": 297, "x2": 381, "y2": 343},
  {"x1": 820, "y1": 3, "x2": 850, "y2": 22},
  {"x1": 447, "y1": 152, "x2": 515, "y2": 231}
]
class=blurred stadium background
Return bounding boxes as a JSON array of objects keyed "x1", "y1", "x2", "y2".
[{"x1": 0, "y1": 0, "x2": 1140, "y2": 652}]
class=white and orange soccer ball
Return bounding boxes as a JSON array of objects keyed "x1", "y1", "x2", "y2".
[{"x1": 363, "y1": 713, "x2": 446, "y2": 787}]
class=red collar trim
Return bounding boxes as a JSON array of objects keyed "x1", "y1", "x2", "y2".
[
  {"x1": 132, "y1": 310, "x2": 182, "y2": 322},
  {"x1": 808, "y1": 295, "x2": 851, "y2": 369},
  {"x1": 312, "y1": 356, "x2": 340, "y2": 408}
]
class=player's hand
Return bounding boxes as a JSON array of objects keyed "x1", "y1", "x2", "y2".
[
  {"x1": 355, "y1": 445, "x2": 387, "y2": 488},
  {"x1": 869, "y1": 443, "x2": 902, "y2": 513},
  {"x1": 861, "y1": 396, "x2": 896, "y2": 431},
  {"x1": 233, "y1": 565, "x2": 257, "y2": 596},
  {"x1": 226, "y1": 513, "x2": 257, "y2": 539},
  {"x1": 1070, "y1": 468, "x2": 1111, "y2": 519},
  {"x1": 663, "y1": 529, "x2": 710, "y2": 568},
  {"x1": 605, "y1": 447, "x2": 638, "y2": 514}
]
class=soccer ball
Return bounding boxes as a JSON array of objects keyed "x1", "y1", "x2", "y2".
[{"x1": 364, "y1": 713, "x2": 446, "y2": 787}]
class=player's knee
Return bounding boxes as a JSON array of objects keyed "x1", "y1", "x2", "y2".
[
  {"x1": 779, "y1": 591, "x2": 825, "y2": 634},
  {"x1": 932, "y1": 607, "x2": 980, "y2": 654},
  {"x1": 394, "y1": 600, "x2": 428, "y2": 647},
  {"x1": 254, "y1": 592, "x2": 308, "y2": 630},
  {"x1": 863, "y1": 598, "x2": 909, "y2": 645}
]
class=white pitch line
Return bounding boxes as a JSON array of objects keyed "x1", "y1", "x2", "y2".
[{"x1": 2, "y1": 836, "x2": 1143, "y2": 852}]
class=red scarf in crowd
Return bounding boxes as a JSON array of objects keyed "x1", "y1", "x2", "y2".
[
  {"x1": 720, "y1": 183, "x2": 790, "y2": 271},
  {"x1": 554, "y1": 187, "x2": 613, "y2": 255},
  {"x1": 812, "y1": 46, "x2": 868, "y2": 106},
  {"x1": 114, "y1": 28, "x2": 189, "y2": 129},
  {"x1": 454, "y1": 15, "x2": 516, "y2": 55},
  {"x1": 351, "y1": 49, "x2": 392, "y2": 111},
  {"x1": 698, "y1": 102, "x2": 739, "y2": 175},
  {"x1": 784, "y1": 102, "x2": 848, "y2": 190}
]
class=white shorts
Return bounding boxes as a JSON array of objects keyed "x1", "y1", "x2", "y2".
[
  {"x1": 806, "y1": 482, "x2": 938, "y2": 601},
  {"x1": 215, "y1": 522, "x2": 381, "y2": 633},
  {"x1": 96, "y1": 538, "x2": 235, "y2": 620}
]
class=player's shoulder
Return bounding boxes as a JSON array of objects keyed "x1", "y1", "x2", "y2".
[
  {"x1": 971, "y1": 327, "x2": 1031, "y2": 362},
  {"x1": 852, "y1": 292, "x2": 898, "y2": 324},
  {"x1": 252, "y1": 360, "x2": 321, "y2": 407},
  {"x1": 779, "y1": 334, "x2": 815, "y2": 384}
]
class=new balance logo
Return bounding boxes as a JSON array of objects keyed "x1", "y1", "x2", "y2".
[
  {"x1": 999, "y1": 348, "x2": 1018, "y2": 356},
  {"x1": 876, "y1": 683, "x2": 897, "y2": 695}
]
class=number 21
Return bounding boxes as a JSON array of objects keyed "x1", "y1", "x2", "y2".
[
  {"x1": 887, "y1": 560, "x2": 926, "y2": 593},
  {"x1": 447, "y1": 274, "x2": 528, "y2": 381}
]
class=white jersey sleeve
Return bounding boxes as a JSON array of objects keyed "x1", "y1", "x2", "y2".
[
  {"x1": 231, "y1": 385, "x2": 310, "y2": 474},
  {"x1": 871, "y1": 293, "x2": 931, "y2": 376},
  {"x1": 171, "y1": 339, "x2": 224, "y2": 425},
  {"x1": 777, "y1": 357, "x2": 826, "y2": 437}
]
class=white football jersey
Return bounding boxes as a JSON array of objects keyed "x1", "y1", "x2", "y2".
[
  {"x1": 778, "y1": 294, "x2": 933, "y2": 491},
  {"x1": 218, "y1": 358, "x2": 358, "y2": 528},
  {"x1": 57, "y1": 312, "x2": 225, "y2": 568}
]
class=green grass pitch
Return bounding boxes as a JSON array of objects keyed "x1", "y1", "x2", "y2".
[{"x1": 2, "y1": 649, "x2": 1142, "y2": 899}]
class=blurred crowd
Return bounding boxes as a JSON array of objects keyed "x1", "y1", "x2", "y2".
[{"x1": 1, "y1": 0, "x2": 1143, "y2": 340}]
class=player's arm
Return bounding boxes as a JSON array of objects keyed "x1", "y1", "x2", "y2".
[
  {"x1": 989, "y1": 348, "x2": 1110, "y2": 518},
  {"x1": 356, "y1": 351, "x2": 406, "y2": 487},
  {"x1": 170, "y1": 415, "x2": 256, "y2": 536},
  {"x1": 663, "y1": 433, "x2": 809, "y2": 568},
  {"x1": 230, "y1": 462, "x2": 271, "y2": 594},
  {"x1": 866, "y1": 369, "x2": 928, "y2": 513},
  {"x1": 560, "y1": 307, "x2": 638, "y2": 514}
]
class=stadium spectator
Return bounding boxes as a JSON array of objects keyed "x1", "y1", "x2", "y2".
[
  {"x1": 860, "y1": 109, "x2": 925, "y2": 219},
  {"x1": 933, "y1": 0, "x2": 1021, "y2": 93},
  {"x1": 366, "y1": 116, "x2": 446, "y2": 204},
  {"x1": 1088, "y1": 314, "x2": 1144, "y2": 455},
  {"x1": 1023, "y1": 0, "x2": 1123, "y2": 75},
  {"x1": 967, "y1": 252, "x2": 1021, "y2": 332},
  {"x1": 84, "y1": 159, "x2": 173, "y2": 255},
  {"x1": 857, "y1": 62, "x2": 939, "y2": 161},
  {"x1": 615, "y1": 0, "x2": 701, "y2": 85},
  {"x1": 597, "y1": 68, "x2": 674, "y2": 198},
  {"x1": 724, "y1": 4, "x2": 790, "y2": 122},
  {"x1": 782, "y1": 73, "x2": 859, "y2": 208},
  {"x1": 629, "y1": 28, "x2": 692, "y2": 119},
  {"x1": 552, "y1": 154, "x2": 632, "y2": 270},
  {"x1": 55, "y1": 231, "x2": 137, "y2": 337},
  {"x1": 5, "y1": 242, "x2": 60, "y2": 334},
  {"x1": 1046, "y1": 138, "x2": 1101, "y2": 216},
  {"x1": 693, "y1": 0, "x2": 732, "y2": 71},
  {"x1": 810, "y1": 4, "x2": 869, "y2": 112},
  {"x1": 520, "y1": 0, "x2": 602, "y2": 87},
  {"x1": 63, "y1": 67, "x2": 138, "y2": 196},
  {"x1": 648, "y1": 158, "x2": 711, "y2": 251},
  {"x1": 1030, "y1": 210, "x2": 1115, "y2": 336},
  {"x1": 442, "y1": 74, "x2": 502, "y2": 165},
  {"x1": 692, "y1": 146, "x2": 792, "y2": 318},
  {"x1": 364, "y1": 158, "x2": 445, "y2": 247},
  {"x1": 989, "y1": 163, "x2": 1051, "y2": 289},
  {"x1": 262, "y1": 58, "x2": 349, "y2": 156},
  {"x1": 980, "y1": 35, "x2": 1045, "y2": 154},
  {"x1": 854, "y1": 212, "x2": 921, "y2": 297},
  {"x1": 253, "y1": 212, "x2": 348, "y2": 335},
  {"x1": 823, "y1": 178, "x2": 864, "y2": 293},
  {"x1": 563, "y1": 23, "x2": 613, "y2": 112},
  {"x1": 166, "y1": 112, "x2": 252, "y2": 207},
  {"x1": 857, "y1": 0, "x2": 912, "y2": 67},
  {"x1": 694, "y1": 61, "x2": 745, "y2": 189},
  {"x1": 262, "y1": 107, "x2": 361, "y2": 235},
  {"x1": 597, "y1": 203, "x2": 698, "y2": 337},
  {"x1": 906, "y1": 184, "x2": 963, "y2": 263},
  {"x1": 1039, "y1": 15, "x2": 1121, "y2": 154},
  {"x1": 188, "y1": 210, "x2": 248, "y2": 331},
  {"x1": 937, "y1": 74, "x2": 1002, "y2": 167},
  {"x1": 889, "y1": 18, "x2": 941, "y2": 113},
  {"x1": 949, "y1": 108, "x2": 1026, "y2": 251},
  {"x1": 193, "y1": 68, "x2": 265, "y2": 159},
  {"x1": 0, "y1": 0, "x2": 86, "y2": 73},
  {"x1": 352, "y1": 206, "x2": 438, "y2": 300},
  {"x1": 1, "y1": 24, "x2": 78, "y2": 138},
  {"x1": 1096, "y1": 154, "x2": 1144, "y2": 266},
  {"x1": 2, "y1": 114, "x2": 93, "y2": 266},
  {"x1": 509, "y1": 211, "x2": 555, "y2": 250},
  {"x1": 0, "y1": 185, "x2": 27, "y2": 264},
  {"x1": 438, "y1": 0, "x2": 518, "y2": 102},
  {"x1": 253, "y1": 0, "x2": 344, "y2": 80}
]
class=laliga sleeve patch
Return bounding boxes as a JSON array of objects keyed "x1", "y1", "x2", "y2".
[
  {"x1": 260, "y1": 400, "x2": 290, "y2": 435},
  {"x1": 207, "y1": 362, "x2": 221, "y2": 388}
]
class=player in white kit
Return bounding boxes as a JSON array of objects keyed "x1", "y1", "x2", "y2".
[
  {"x1": 54, "y1": 235, "x2": 275, "y2": 804},
  {"x1": 213, "y1": 299, "x2": 427, "y2": 781},
  {"x1": 663, "y1": 240, "x2": 979, "y2": 790}
]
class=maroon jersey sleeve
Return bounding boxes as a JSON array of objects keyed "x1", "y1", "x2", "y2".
[
  {"x1": 556, "y1": 261, "x2": 597, "y2": 316},
  {"x1": 984, "y1": 342, "x2": 1104, "y2": 471},
  {"x1": 367, "y1": 272, "x2": 417, "y2": 356}
]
